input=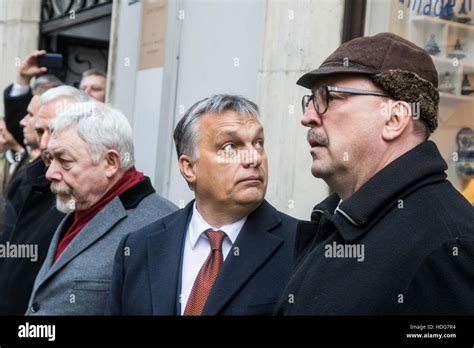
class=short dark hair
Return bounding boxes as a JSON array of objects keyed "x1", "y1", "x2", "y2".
[
  {"x1": 81, "y1": 69, "x2": 107, "y2": 79},
  {"x1": 173, "y1": 94, "x2": 260, "y2": 160},
  {"x1": 32, "y1": 75, "x2": 63, "y2": 95}
]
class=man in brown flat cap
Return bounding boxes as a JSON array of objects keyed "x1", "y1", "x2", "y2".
[{"x1": 275, "y1": 32, "x2": 474, "y2": 315}]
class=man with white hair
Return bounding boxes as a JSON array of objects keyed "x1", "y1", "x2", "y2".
[
  {"x1": 26, "y1": 100, "x2": 177, "y2": 315},
  {"x1": 6, "y1": 81, "x2": 64, "y2": 232}
]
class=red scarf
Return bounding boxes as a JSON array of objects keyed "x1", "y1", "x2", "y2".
[{"x1": 53, "y1": 167, "x2": 144, "y2": 263}]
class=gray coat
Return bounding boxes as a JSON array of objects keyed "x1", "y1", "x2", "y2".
[{"x1": 26, "y1": 178, "x2": 177, "y2": 315}]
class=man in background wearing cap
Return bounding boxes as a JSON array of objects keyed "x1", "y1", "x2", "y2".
[{"x1": 275, "y1": 32, "x2": 474, "y2": 315}]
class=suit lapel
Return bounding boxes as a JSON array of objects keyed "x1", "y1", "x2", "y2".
[
  {"x1": 147, "y1": 202, "x2": 192, "y2": 315},
  {"x1": 40, "y1": 197, "x2": 128, "y2": 284},
  {"x1": 32, "y1": 213, "x2": 74, "y2": 293},
  {"x1": 202, "y1": 200, "x2": 283, "y2": 315}
]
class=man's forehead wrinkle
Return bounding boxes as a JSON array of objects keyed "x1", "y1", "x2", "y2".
[
  {"x1": 213, "y1": 118, "x2": 261, "y2": 130},
  {"x1": 47, "y1": 139, "x2": 59, "y2": 154},
  {"x1": 49, "y1": 135, "x2": 78, "y2": 156},
  {"x1": 215, "y1": 124, "x2": 263, "y2": 138}
]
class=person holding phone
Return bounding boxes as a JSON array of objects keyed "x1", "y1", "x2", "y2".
[
  {"x1": 6, "y1": 50, "x2": 49, "y2": 102},
  {"x1": 1, "y1": 51, "x2": 49, "y2": 190},
  {"x1": 3, "y1": 51, "x2": 61, "y2": 149}
]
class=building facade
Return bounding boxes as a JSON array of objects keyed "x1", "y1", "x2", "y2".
[{"x1": 1, "y1": 0, "x2": 473, "y2": 219}]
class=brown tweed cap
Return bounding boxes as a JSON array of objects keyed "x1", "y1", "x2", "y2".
[
  {"x1": 297, "y1": 32, "x2": 440, "y2": 132},
  {"x1": 297, "y1": 32, "x2": 438, "y2": 89}
]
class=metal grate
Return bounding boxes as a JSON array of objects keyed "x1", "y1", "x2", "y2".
[{"x1": 41, "y1": 0, "x2": 113, "y2": 23}]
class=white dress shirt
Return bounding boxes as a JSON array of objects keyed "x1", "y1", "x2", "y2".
[
  {"x1": 10, "y1": 83, "x2": 30, "y2": 97},
  {"x1": 5, "y1": 148, "x2": 26, "y2": 176},
  {"x1": 180, "y1": 202, "x2": 247, "y2": 315},
  {"x1": 335, "y1": 199, "x2": 343, "y2": 214}
]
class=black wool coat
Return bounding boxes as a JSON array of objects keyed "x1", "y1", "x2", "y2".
[
  {"x1": 0, "y1": 158, "x2": 65, "y2": 315},
  {"x1": 275, "y1": 141, "x2": 474, "y2": 315}
]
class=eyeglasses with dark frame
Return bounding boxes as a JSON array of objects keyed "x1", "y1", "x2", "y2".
[{"x1": 302, "y1": 86, "x2": 390, "y2": 115}]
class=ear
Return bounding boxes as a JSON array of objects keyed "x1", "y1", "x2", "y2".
[
  {"x1": 178, "y1": 154, "x2": 196, "y2": 188},
  {"x1": 382, "y1": 100, "x2": 412, "y2": 141},
  {"x1": 104, "y1": 149, "x2": 121, "y2": 178}
]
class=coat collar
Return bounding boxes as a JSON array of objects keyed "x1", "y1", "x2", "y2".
[
  {"x1": 119, "y1": 176, "x2": 155, "y2": 209},
  {"x1": 27, "y1": 157, "x2": 51, "y2": 192},
  {"x1": 33, "y1": 178, "x2": 155, "y2": 291},
  {"x1": 147, "y1": 201, "x2": 193, "y2": 315},
  {"x1": 311, "y1": 141, "x2": 448, "y2": 242},
  {"x1": 5, "y1": 148, "x2": 27, "y2": 165},
  {"x1": 34, "y1": 197, "x2": 128, "y2": 291}
]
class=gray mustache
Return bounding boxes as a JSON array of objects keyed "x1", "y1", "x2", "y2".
[
  {"x1": 51, "y1": 183, "x2": 71, "y2": 195},
  {"x1": 307, "y1": 130, "x2": 329, "y2": 146}
]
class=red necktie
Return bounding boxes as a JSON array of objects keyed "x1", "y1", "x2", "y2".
[{"x1": 184, "y1": 229, "x2": 225, "y2": 316}]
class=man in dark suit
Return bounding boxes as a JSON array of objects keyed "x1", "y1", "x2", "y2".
[
  {"x1": 0, "y1": 84, "x2": 76, "y2": 315},
  {"x1": 106, "y1": 94, "x2": 298, "y2": 316}
]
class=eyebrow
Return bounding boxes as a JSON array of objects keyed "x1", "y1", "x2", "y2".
[
  {"x1": 81, "y1": 83, "x2": 103, "y2": 89},
  {"x1": 215, "y1": 126, "x2": 264, "y2": 139},
  {"x1": 34, "y1": 124, "x2": 48, "y2": 131},
  {"x1": 50, "y1": 148, "x2": 74, "y2": 159}
]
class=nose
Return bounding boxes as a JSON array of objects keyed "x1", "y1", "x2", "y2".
[
  {"x1": 301, "y1": 103, "x2": 322, "y2": 128},
  {"x1": 45, "y1": 159, "x2": 62, "y2": 182},
  {"x1": 20, "y1": 115, "x2": 28, "y2": 128},
  {"x1": 40, "y1": 131, "x2": 51, "y2": 152},
  {"x1": 241, "y1": 145, "x2": 264, "y2": 169}
]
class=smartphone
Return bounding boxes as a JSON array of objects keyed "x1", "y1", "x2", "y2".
[{"x1": 37, "y1": 53, "x2": 63, "y2": 69}]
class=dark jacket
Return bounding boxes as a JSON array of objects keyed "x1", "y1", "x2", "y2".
[
  {"x1": 106, "y1": 199, "x2": 298, "y2": 315},
  {"x1": 0, "y1": 158, "x2": 65, "y2": 315},
  {"x1": 274, "y1": 141, "x2": 474, "y2": 315},
  {"x1": 2, "y1": 83, "x2": 32, "y2": 193},
  {"x1": 2, "y1": 149, "x2": 30, "y2": 194}
]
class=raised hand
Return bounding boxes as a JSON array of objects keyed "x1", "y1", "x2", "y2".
[{"x1": 17, "y1": 50, "x2": 48, "y2": 86}]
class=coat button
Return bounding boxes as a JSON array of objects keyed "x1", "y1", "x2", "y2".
[{"x1": 31, "y1": 303, "x2": 40, "y2": 313}]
